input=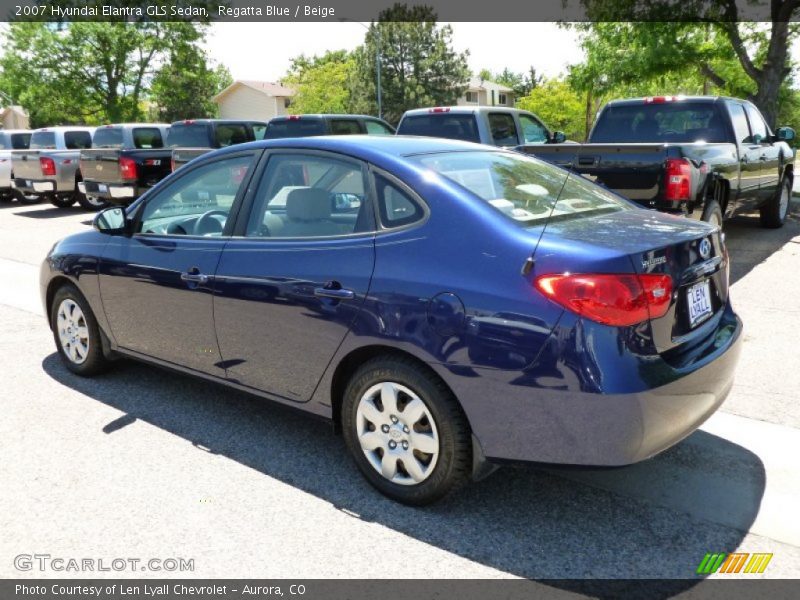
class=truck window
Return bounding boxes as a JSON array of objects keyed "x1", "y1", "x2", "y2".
[
  {"x1": 365, "y1": 120, "x2": 394, "y2": 135},
  {"x1": 591, "y1": 102, "x2": 728, "y2": 143},
  {"x1": 519, "y1": 114, "x2": 548, "y2": 143},
  {"x1": 397, "y1": 114, "x2": 480, "y2": 143},
  {"x1": 65, "y1": 131, "x2": 93, "y2": 149},
  {"x1": 166, "y1": 124, "x2": 210, "y2": 148},
  {"x1": 488, "y1": 113, "x2": 519, "y2": 146},
  {"x1": 0, "y1": 133, "x2": 30, "y2": 149},
  {"x1": 252, "y1": 123, "x2": 267, "y2": 140},
  {"x1": 744, "y1": 104, "x2": 769, "y2": 143},
  {"x1": 330, "y1": 119, "x2": 362, "y2": 135},
  {"x1": 133, "y1": 128, "x2": 164, "y2": 149},
  {"x1": 727, "y1": 103, "x2": 751, "y2": 144},
  {"x1": 29, "y1": 131, "x2": 57, "y2": 149},
  {"x1": 92, "y1": 128, "x2": 125, "y2": 148},
  {"x1": 263, "y1": 119, "x2": 327, "y2": 139},
  {"x1": 215, "y1": 124, "x2": 250, "y2": 147}
]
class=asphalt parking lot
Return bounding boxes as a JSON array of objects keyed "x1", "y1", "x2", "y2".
[{"x1": 1, "y1": 194, "x2": 800, "y2": 588}]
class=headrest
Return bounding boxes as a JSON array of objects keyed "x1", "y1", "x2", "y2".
[{"x1": 286, "y1": 188, "x2": 331, "y2": 221}]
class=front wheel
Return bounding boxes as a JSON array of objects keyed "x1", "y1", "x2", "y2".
[
  {"x1": 760, "y1": 176, "x2": 792, "y2": 229},
  {"x1": 50, "y1": 284, "x2": 110, "y2": 376},
  {"x1": 342, "y1": 356, "x2": 472, "y2": 505}
]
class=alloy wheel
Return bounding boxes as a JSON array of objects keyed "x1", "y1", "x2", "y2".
[{"x1": 56, "y1": 299, "x2": 90, "y2": 364}]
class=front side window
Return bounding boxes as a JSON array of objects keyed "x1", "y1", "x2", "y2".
[
  {"x1": 727, "y1": 103, "x2": 751, "y2": 144},
  {"x1": 138, "y1": 154, "x2": 254, "y2": 236},
  {"x1": 252, "y1": 124, "x2": 267, "y2": 140},
  {"x1": 65, "y1": 131, "x2": 92, "y2": 149},
  {"x1": 744, "y1": 104, "x2": 769, "y2": 143},
  {"x1": 412, "y1": 150, "x2": 628, "y2": 227},
  {"x1": 488, "y1": 113, "x2": 518, "y2": 146},
  {"x1": 365, "y1": 120, "x2": 395, "y2": 135},
  {"x1": 246, "y1": 153, "x2": 370, "y2": 238},
  {"x1": 519, "y1": 113, "x2": 548, "y2": 143}
]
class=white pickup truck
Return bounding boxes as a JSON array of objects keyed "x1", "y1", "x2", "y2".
[
  {"x1": 11, "y1": 126, "x2": 96, "y2": 209},
  {"x1": 0, "y1": 129, "x2": 34, "y2": 203}
]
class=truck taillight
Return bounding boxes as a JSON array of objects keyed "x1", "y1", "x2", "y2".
[
  {"x1": 119, "y1": 156, "x2": 137, "y2": 180},
  {"x1": 664, "y1": 158, "x2": 692, "y2": 202},
  {"x1": 535, "y1": 273, "x2": 673, "y2": 326},
  {"x1": 40, "y1": 157, "x2": 56, "y2": 177},
  {"x1": 170, "y1": 157, "x2": 176, "y2": 172}
]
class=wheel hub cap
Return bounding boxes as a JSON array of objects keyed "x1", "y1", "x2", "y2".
[{"x1": 56, "y1": 299, "x2": 89, "y2": 365}]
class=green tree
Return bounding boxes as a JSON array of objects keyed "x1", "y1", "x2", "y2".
[
  {"x1": 349, "y1": 3, "x2": 470, "y2": 124},
  {"x1": 281, "y1": 51, "x2": 355, "y2": 114},
  {"x1": 517, "y1": 78, "x2": 586, "y2": 141},
  {"x1": 0, "y1": 20, "x2": 217, "y2": 127}
]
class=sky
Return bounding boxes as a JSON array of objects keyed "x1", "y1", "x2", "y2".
[{"x1": 205, "y1": 22, "x2": 585, "y2": 82}]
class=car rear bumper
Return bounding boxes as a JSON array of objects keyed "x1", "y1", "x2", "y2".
[
  {"x1": 13, "y1": 178, "x2": 55, "y2": 194},
  {"x1": 437, "y1": 308, "x2": 743, "y2": 466},
  {"x1": 80, "y1": 181, "x2": 140, "y2": 204}
]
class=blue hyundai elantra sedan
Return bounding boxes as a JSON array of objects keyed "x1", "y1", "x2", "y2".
[{"x1": 41, "y1": 136, "x2": 742, "y2": 505}]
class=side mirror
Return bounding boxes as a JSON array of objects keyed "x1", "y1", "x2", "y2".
[
  {"x1": 550, "y1": 131, "x2": 567, "y2": 144},
  {"x1": 93, "y1": 206, "x2": 130, "y2": 235},
  {"x1": 777, "y1": 126, "x2": 796, "y2": 142}
]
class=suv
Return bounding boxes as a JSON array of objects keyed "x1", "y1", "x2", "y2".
[{"x1": 397, "y1": 106, "x2": 567, "y2": 147}]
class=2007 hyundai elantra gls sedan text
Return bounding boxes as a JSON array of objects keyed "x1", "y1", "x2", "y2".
[{"x1": 41, "y1": 136, "x2": 742, "y2": 505}]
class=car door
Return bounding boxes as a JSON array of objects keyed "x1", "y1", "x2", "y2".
[
  {"x1": 213, "y1": 150, "x2": 376, "y2": 402},
  {"x1": 726, "y1": 101, "x2": 761, "y2": 212},
  {"x1": 98, "y1": 151, "x2": 259, "y2": 375},
  {"x1": 744, "y1": 102, "x2": 781, "y2": 205}
]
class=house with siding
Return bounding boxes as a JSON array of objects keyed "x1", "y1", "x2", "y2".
[
  {"x1": 456, "y1": 77, "x2": 515, "y2": 107},
  {"x1": 212, "y1": 81, "x2": 296, "y2": 121}
]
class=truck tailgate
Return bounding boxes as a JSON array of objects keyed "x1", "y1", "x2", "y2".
[
  {"x1": 80, "y1": 149, "x2": 123, "y2": 184},
  {"x1": 12, "y1": 151, "x2": 43, "y2": 180},
  {"x1": 172, "y1": 148, "x2": 212, "y2": 171}
]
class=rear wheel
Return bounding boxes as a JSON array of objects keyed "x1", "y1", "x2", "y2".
[
  {"x1": 342, "y1": 356, "x2": 472, "y2": 505},
  {"x1": 701, "y1": 199, "x2": 723, "y2": 229},
  {"x1": 77, "y1": 193, "x2": 109, "y2": 211},
  {"x1": 49, "y1": 194, "x2": 76, "y2": 208},
  {"x1": 760, "y1": 176, "x2": 792, "y2": 229},
  {"x1": 50, "y1": 284, "x2": 110, "y2": 376},
  {"x1": 15, "y1": 190, "x2": 42, "y2": 205}
]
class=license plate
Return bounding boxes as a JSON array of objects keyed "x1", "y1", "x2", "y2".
[
  {"x1": 25, "y1": 180, "x2": 31, "y2": 186},
  {"x1": 98, "y1": 184, "x2": 107, "y2": 193},
  {"x1": 687, "y1": 280, "x2": 713, "y2": 327}
]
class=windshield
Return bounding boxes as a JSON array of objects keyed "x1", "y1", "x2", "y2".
[
  {"x1": 591, "y1": 102, "x2": 728, "y2": 143},
  {"x1": 167, "y1": 124, "x2": 209, "y2": 148},
  {"x1": 92, "y1": 127, "x2": 124, "y2": 148},
  {"x1": 399, "y1": 114, "x2": 480, "y2": 143},
  {"x1": 412, "y1": 150, "x2": 628, "y2": 226},
  {"x1": 264, "y1": 119, "x2": 327, "y2": 139},
  {"x1": 30, "y1": 131, "x2": 56, "y2": 149}
]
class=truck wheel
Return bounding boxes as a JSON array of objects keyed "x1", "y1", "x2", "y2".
[
  {"x1": 49, "y1": 194, "x2": 76, "y2": 208},
  {"x1": 341, "y1": 355, "x2": 472, "y2": 505},
  {"x1": 760, "y1": 176, "x2": 792, "y2": 229},
  {"x1": 701, "y1": 199, "x2": 723, "y2": 229},
  {"x1": 15, "y1": 190, "x2": 42, "y2": 205},
  {"x1": 77, "y1": 194, "x2": 109, "y2": 211}
]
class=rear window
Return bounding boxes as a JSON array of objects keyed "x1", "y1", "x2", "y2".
[
  {"x1": 263, "y1": 119, "x2": 327, "y2": 139},
  {"x1": 92, "y1": 127, "x2": 124, "y2": 148},
  {"x1": 65, "y1": 131, "x2": 92, "y2": 149},
  {"x1": 29, "y1": 131, "x2": 56, "y2": 149},
  {"x1": 412, "y1": 150, "x2": 627, "y2": 227},
  {"x1": 591, "y1": 102, "x2": 728, "y2": 143},
  {"x1": 214, "y1": 124, "x2": 250, "y2": 147},
  {"x1": 133, "y1": 127, "x2": 164, "y2": 149},
  {"x1": 0, "y1": 133, "x2": 31, "y2": 149},
  {"x1": 167, "y1": 124, "x2": 210, "y2": 148},
  {"x1": 398, "y1": 114, "x2": 480, "y2": 143}
]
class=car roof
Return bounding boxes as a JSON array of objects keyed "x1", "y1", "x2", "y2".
[
  {"x1": 604, "y1": 96, "x2": 739, "y2": 107},
  {"x1": 401, "y1": 106, "x2": 531, "y2": 117},
  {"x1": 269, "y1": 114, "x2": 386, "y2": 121},
  {"x1": 33, "y1": 126, "x2": 95, "y2": 132},
  {"x1": 169, "y1": 119, "x2": 267, "y2": 126},
  {"x1": 98, "y1": 123, "x2": 171, "y2": 128}
]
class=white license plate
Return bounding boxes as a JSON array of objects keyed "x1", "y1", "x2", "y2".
[
  {"x1": 687, "y1": 280, "x2": 713, "y2": 327},
  {"x1": 98, "y1": 184, "x2": 107, "y2": 193},
  {"x1": 25, "y1": 180, "x2": 31, "y2": 187}
]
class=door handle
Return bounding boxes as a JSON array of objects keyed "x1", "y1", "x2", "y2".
[
  {"x1": 759, "y1": 155, "x2": 768, "y2": 161},
  {"x1": 181, "y1": 271, "x2": 209, "y2": 284},
  {"x1": 314, "y1": 287, "x2": 355, "y2": 300}
]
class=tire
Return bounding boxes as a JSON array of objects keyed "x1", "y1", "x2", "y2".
[
  {"x1": 77, "y1": 193, "x2": 109, "y2": 211},
  {"x1": 760, "y1": 176, "x2": 792, "y2": 229},
  {"x1": 50, "y1": 284, "x2": 110, "y2": 376},
  {"x1": 49, "y1": 194, "x2": 76, "y2": 208},
  {"x1": 15, "y1": 190, "x2": 42, "y2": 205},
  {"x1": 701, "y1": 199, "x2": 723, "y2": 229},
  {"x1": 342, "y1": 355, "x2": 472, "y2": 505}
]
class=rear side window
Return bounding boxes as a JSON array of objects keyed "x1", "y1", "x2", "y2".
[
  {"x1": 398, "y1": 114, "x2": 480, "y2": 143},
  {"x1": 488, "y1": 113, "x2": 518, "y2": 146},
  {"x1": 591, "y1": 102, "x2": 728, "y2": 143},
  {"x1": 133, "y1": 128, "x2": 164, "y2": 149},
  {"x1": 65, "y1": 131, "x2": 92, "y2": 149},
  {"x1": 167, "y1": 124, "x2": 210, "y2": 148},
  {"x1": 214, "y1": 124, "x2": 250, "y2": 147},
  {"x1": 365, "y1": 120, "x2": 394, "y2": 135},
  {"x1": 29, "y1": 131, "x2": 56, "y2": 149},
  {"x1": 330, "y1": 119, "x2": 362, "y2": 135},
  {"x1": 263, "y1": 119, "x2": 327, "y2": 139},
  {"x1": 375, "y1": 173, "x2": 424, "y2": 228},
  {"x1": 727, "y1": 103, "x2": 751, "y2": 144},
  {"x1": 92, "y1": 128, "x2": 124, "y2": 148}
]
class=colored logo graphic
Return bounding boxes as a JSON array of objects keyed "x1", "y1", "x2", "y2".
[{"x1": 696, "y1": 552, "x2": 773, "y2": 575}]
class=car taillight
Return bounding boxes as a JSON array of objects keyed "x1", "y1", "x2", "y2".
[
  {"x1": 664, "y1": 157, "x2": 692, "y2": 201},
  {"x1": 119, "y1": 156, "x2": 137, "y2": 180},
  {"x1": 40, "y1": 157, "x2": 56, "y2": 177},
  {"x1": 287, "y1": 115, "x2": 301, "y2": 121},
  {"x1": 535, "y1": 273, "x2": 673, "y2": 326},
  {"x1": 429, "y1": 107, "x2": 450, "y2": 113}
]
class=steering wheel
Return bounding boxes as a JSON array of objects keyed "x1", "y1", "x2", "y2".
[{"x1": 193, "y1": 210, "x2": 228, "y2": 236}]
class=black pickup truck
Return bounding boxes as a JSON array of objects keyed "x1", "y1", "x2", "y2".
[
  {"x1": 170, "y1": 119, "x2": 267, "y2": 171},
  {"x1": 517, "y1": 96, "x2": 795, "y2": 228},
  {"x1": 79, "y1": 123, "x2": 171, "y2": 206}
]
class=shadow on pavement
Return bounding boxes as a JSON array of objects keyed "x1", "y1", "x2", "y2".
[
  {"x1": 13, "y1": 205, "x2": 91, "y2": 219},
  {"x1": 42, "y1": 352, "x2": 765, "y2": 593}
]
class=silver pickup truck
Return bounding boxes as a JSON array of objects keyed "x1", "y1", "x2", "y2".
[
  {"x1": 0, "y1": 129, "x2": 34, "y2": 203},
  {"x1": 11, "y1": 126, "x2": 96, "y2": 209}
]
